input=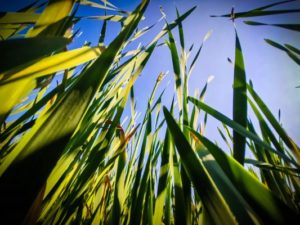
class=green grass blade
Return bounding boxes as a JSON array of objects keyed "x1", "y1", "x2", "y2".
[
  {"x1": 232, "y1": 29, "x2": 247, "y2": 165},
  {"x1": 188, "y1": 96, "x2": 298, "y2": 167},
  {"x1": 247, "y1": 83, "x2": 300, "y2": 163},
  {"x1": 153, "y1": 129, "x2": 171, "y2": 225},
  {"x1": 285, "y1": 44, "x2": 300, "y2": 55},
  {"x1": 149, "y1": 6, "x2": 196, "y2": 46},
  {"x1": 0, "y1": 37, "x2": 69, "y2": 72},
  {"x1": 163, "y1": 107, "x2": 238, "y2": 225},
  {"x1": 0, "y1": 12, "x2": 39, "y2": 24},
  {"x1": 176, "y1": 8, "x2": 185, "y2": 50},
  {"x1": 265, "y1": 39, "x2": 300, "y2": 65},
  {"x1": 244, "y1": 21, "x2": 300, "y2": 32},
  {"x1": 189, "y1": 129, "x2": 299, "y2": 224},
  {"x1": 0, "y1": 1, "x2": 149, "y2": 223},
  {"x1": 26, "y1": 0, "x2": 75, "y2": 37},
  {"x1": 213, "y1": 8, "x2": 300, "y2": 19},
  {"x1": 166, "y1": 29, "x2": 183, "y2": 113},
  {"x1": 245, "y1": 158, "x2": 300, "y2": 176}
]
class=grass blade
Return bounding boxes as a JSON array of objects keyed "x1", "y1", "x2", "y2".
[
  {"x1": 244, "y1": 21, "x2": 300, "y2": 32},
  {"x1": 163, "y1": 107, "x2": 238, "y2": 225},
  {"x1": 265, "y1": 39, "x2": 300, "y2": 65},
  {"x1": 189, "y1": 129, "x2": 299, "y2": 224},
  {"x1": 26, "y1": 0, "x2": 75, "y2": 37},
  {"x1": 0, "y1": 37, "x2": 69, "y2": 73},
  {"x1": 232, "y1": 29, "x2": 247, "y2": 165},
  {"x1": 0, "y1": 1, "x2": 149, "y2": 223},
  {"x1": 188, "y1": 96, "x2": 298, "y2": 167},
  {"x1": 247, "y1": 83, "x2": 300, "y2": 162}
]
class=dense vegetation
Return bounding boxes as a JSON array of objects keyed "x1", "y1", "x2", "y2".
[{"x1": 0, "y1": 0, "x2": 299, "y2": 224}]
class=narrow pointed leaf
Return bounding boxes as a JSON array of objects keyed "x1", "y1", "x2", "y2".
[
  {"x1": 163, "y1": 107, "x2": 238, "y2": 225},
  {"x1": 26, "y1": 0, "x2": 75, "y2": 37},
  {"x1": 232, "y1": 29, "x2": 247, "y2": 165},
  {"x1": 188, "y1": 96, "x2": 298, "y2": 166},
  {"x1": 247, "y1": 83, "x2": 300, "y2": 162},
  {"x1": 0, "y1": 37, "x2": 69, "y2": 73},
  {"x1": 244, "y1": 21, "x2": 300, "y2": 32},
  {"x1": 0, "y1": 1, "x2": 149, "y2": 224},
  {"x1": 189, "y1": 129, "x2": 299, "y2": 225},
  {"x1": 265, "y1": 39, "x2": 300, "y2": 65}
]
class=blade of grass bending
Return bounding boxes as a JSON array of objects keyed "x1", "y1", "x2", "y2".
[
  {"x1": 0, "y1": 74, "x2": 77, "y2": 144},
  {"x1": 0, "y1": 1, "x2": 149, "y2": 224},
  {"x1": 252, "y1": 0, "x2": 297, "y2": 11},
  {"x1": 189, "y1": 129, "x2": 300, "y2": 224},
  {"x1": 211, "y1": 0, "x2": 299, "y2": 18},
  {"x1": 0, "y1": 2, "x2": 45, "y2": 39},
  {"x1": 265, "y1": 39, "x2": 300, "y2": 65},
  {"x1": 78, "y1": 15, "x2": 126, "y2": 22},
  {"x1": 247, "y1": 83, "x2": 300, "y2": 163},
  {"x1": 244, "y1": 21, "x2": 300, "y2": 32},
  {"x1": 188, "y1": 96, "x2": 298, "y2": 167},
  {"x1": 26, "y1": 0, "x2": 75, "y2": 37},
  {"x1": 0, "y1": 45, "x2": 105, "y2": 85},
  {"x1": 193, "y1": 135, "x2": 262, "y2": 225},
  {"x1": 0, "y1": 12, "x2": 39, "y2": 24},
  {"x1": 188, "y1": 30, "x2": 212, "y2": 77},
  {"x1": 285, "y1": 44, "x2": 300, "y2": 55},
  {"x1": 0, "y1": 46, "x2": 102, "y2": 128},
  {"x1": 232, "y1": 29, "x2": 247, "y2": 165},
  {"x1": 236, "y1": 9, "x2": 300, "y2": 18},
  {"x1": 247, "y1": 118, "x2": 295, "y2": 207},
  {"x1": 0, "y1": 79, "x2": 36, "y2": 126},
  {"x1": 80, "y1": 0, "x2": 117, "y2": 11},
  {"x1": 149, "y1": 6, "x2": 196, "y2": 46},
  {"x1": 0, "y1": 37, "x2": 69, "y2": 73},
  {"x1": 245, "y1": 158, "x2": 300, "y2": 176},
  {"x1": 0, "y1": 38, "x2": 70, "y2": 125},
  {"x1": 247, "y1": 97, "x2": 285, "y2": 154},
  {"x1": 0, "y1": 0, "x2": 76, "y2": 124},
  {"x1": 163, "y1": 107, "x2": 238, "y2": 225}
]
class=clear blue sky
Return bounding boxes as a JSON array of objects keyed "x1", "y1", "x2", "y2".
[{"x1": 2, "y1": 0, "x2": 300, "y2": 148}]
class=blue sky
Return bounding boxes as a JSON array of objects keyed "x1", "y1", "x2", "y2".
[{"x1": 1, "y1": 0, "x2": 300, "y2": 148}]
